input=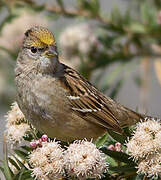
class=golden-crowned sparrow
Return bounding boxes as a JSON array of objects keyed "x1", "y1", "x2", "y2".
[{"x1": 15, "y1": 26, "x2": 144, "y2": 141}]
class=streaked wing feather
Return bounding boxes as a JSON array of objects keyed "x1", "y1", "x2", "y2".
[{"x1": 61, "y1": 65, "x2": 123, "y2": 133}]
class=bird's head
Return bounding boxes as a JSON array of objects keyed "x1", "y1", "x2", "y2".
[{"x1": 19, "y1": 26, "x2": 59, "y2": 73}]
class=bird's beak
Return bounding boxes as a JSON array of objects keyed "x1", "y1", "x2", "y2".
[{"x1": 42, "y1": 45, "x2": 58, "y2": 58}]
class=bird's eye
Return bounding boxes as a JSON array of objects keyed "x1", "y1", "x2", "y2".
[{"x1": 31, "y1": 47, "x2": 37, "y2": 53}]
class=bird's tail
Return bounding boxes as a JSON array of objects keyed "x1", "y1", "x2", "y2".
[{"x1": 119, "y1": 107, "x2": 146, "y2": 128}]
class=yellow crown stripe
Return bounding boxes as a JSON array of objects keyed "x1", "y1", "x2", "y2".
[
  {"x1": 30, "y1": 40, "x2": 45, "y2": 47},
  {"x1": 30, "y1": 29, "x2": 55, "y2": 46}
]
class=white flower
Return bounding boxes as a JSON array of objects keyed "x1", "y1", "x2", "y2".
[
  {"x1": 29, "y1": 140, "x2": 64, "y2": 180},
  {"x1": 137, "y1": 153, "x2": 161, "y2": 178},
  {"x1": 64, "y1": 140, "x2": 107, "y2": 179},
  {"x1": 126, "y1": 117, "x2": 161, "y2": 178},
  {"x1": 0, "y1": 11, "x2": 49, "y2": 52},
  {"x1": 31, "y1": 167, "x2": 44, "y2": 180},
  {"x1": 5, "y1": 102, "x2": 30, "y2": 145},
  {"x1": 6, "y1": 123, "x2": 30, "y2": 145},
  {"x1": 126, "y1": 118, "x2": 161, "y2": 160},
  {"x1": 59, "y1": 24, "x2": 99, "y2": 59},
  {"x1": 6, "y1": 102, "x2": 25, "y2": 126}
]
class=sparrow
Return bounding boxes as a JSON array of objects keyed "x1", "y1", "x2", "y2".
[{"x1": 15, "y1": 26, "x2": 144, "y2": 141}]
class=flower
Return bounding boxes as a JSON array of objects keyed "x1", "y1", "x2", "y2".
[
  {"x1": 6, "y1": 123, "x2": 30, "y2": 144},
  {"x1": 115, "y1": 142, "x2": 123, "y2": 152},
  {"x1": 64, "y1": 140, "x2": 107, "y2": 179},
  {"x1": 126, "y1": 118, "x2": 161, "y2": 160},
  {"x1": 59, "y1": 24, "x2": 98, "y2": 56},
  {"x1": 107, "y1": 144, "x2": 115, "y2": 151},
  {"x1": 107, "y1": 142, "x2": 123, "y2": 152},
  {"x1": 137, "y1": 153, "x2": 161, "y2": 178},
  {"x1": 6, "y1": 102, "x2": 25, "y2": 126},
  {"x1": 0, "y1": 11, "x2": 49, "y2": 52},
  {"x1": 41, "y1": 134, "x2": 49, "y2": 142},
  {"x1": 30, "y1": 135, "x2": 49, "y2": 149},
  {"x1": 29, "y1": 140, "x2": 64, "y2": 180},
  {"x1": 6, "y1": 102, "x2": 30, "y2": 145},
  {"x1": 59, "y1": 23, "x2": 102, "y2": 68},
  {"x1": 126, "y1": 117, "x2": 161, "y2": 178}
]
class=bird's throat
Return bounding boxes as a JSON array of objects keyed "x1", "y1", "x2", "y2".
[{"x1": 39, "y1": 56, "x2": 59, "y2": 74}]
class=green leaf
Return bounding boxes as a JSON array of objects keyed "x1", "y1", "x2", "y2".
[
  {"x1": 14, "y1": 149, "x2": 28, "y2": 161},
  {"x1": 111, "y1": 6, "x2": 122, "y2": 24},
  {"x1": 2, "y1": 160, "x2": 13, "y2": 180},
  {"x1": 21, "y1": 170, "x2": 33, "y2": 179},
  {"x1": 13, "y1": 169, "x2": 33, "y2": 180},
  {"x1": 95, "y1": 133, "x2": 108, "y2": 147},
  {"x1": 128, "y1": 23, "x2": 146, "y2": 34},
  {"x1": 90, "y1": 0, "x2": 100, "y2": 15},
  {"x1": 108, "y1": 129, "x2": 127, "y2": 144},
  {"x1": 12, "y1": 154, "x2": 26, "y2": 169},
  {"x1": 78, "y1": 0, "x2": 91, "y2": 10},
  {"x1": 8, "y1": 157, "x2": 20, "y2": 171},
  {"x1": 78, "y1": 0, "x2": 100, "y2": 16},
  {"x1": 135, "y1": 174, "x2": 145, "y2": 180},
  {"x1": 109, "y1": 165, "x2": 136, "y2": 173},
  {"x1": 0, "y1": 166, "x2": 4, "y2": 173},
  {"x1": 106, "y1": 155, "x2": 117, "y2": 167},
  {"x1": 100, "y1": 147, "x2": 135, "y2": 164},
  {"x1": 56, "y1": 0, "x2": 64, "y2": 7},
  {"x1": 2, "y1": 135, "x2": 14, "y2": 180},
  {"x1": 21, "y1": 146, "x2": 32, "y2": 152},
  {"x1": 140, "y1": 2, "x2": 157, "y2": 25},
  {"x1": 124, "y1": 9, "x2": 131, "y2": 25}
]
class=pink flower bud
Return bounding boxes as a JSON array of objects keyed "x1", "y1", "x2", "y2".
[
  {"x1": 30, "y1": 141, "x2": 37, "y2": 149},
  {"x1": 41, "y1": 134, "x2": 48, "y2": 142},
  {"x1": 115, "y1": 142, "x2": 121, "y2": 147},
  {"x1": 115, "y1": 142, "x2": 123, "y2": 152},
  {"x1": 107, "y1": 144, "x2": 115, "y2": 151}
]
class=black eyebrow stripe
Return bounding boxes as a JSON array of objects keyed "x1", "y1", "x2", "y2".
[
  {"x1": 23, "y1": 46, "x2": 31, "y2": 49},
  {"x1": 23, "y1": 46, "x2": 46, "y2": 50}
]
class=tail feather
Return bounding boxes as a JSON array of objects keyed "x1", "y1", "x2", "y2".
[{"x1": 118, "y1": 106, "x2": 145, "y2": 128}]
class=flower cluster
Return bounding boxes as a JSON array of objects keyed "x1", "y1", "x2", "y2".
[
  {"x1": 29, "y1": 139, "x2": 64, "y2": 180},
  {"x1": 59, "y1": 23, "x2": 102, "y2": 68},
  {"x1": 64, "y1": 140, "x2": 107, "y2": 179},
  {"x1": 6, "y1": 102, "x2": 30, "y2": 145},
  {"x1": 126, "y1": 117, "x2": 161, "y2": 177},
  {"x1": 137, "y1": 153, "x2": 161, "y2": 177},
  {"x1": 0, "y1": 11, "x2": 48, "y2": 52},
  {"x1": 29, "y1": 138, "x2": 108, "y2": 180},
  {"x1": 6, "y1": 102, "x2": 25, "y2": 125}
]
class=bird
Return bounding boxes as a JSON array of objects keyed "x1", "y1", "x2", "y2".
[{"x1": 15, "y1": 26, "x2": 144, "y2": 142}]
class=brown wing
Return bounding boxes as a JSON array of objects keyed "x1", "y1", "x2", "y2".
[{"x1": 59, "y1": 64, "x2": 143, "y2": 134}]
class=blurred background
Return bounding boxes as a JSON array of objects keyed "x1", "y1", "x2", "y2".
[{"x1": 0, "y1": 0, "x2": 161, "y2": 178}]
